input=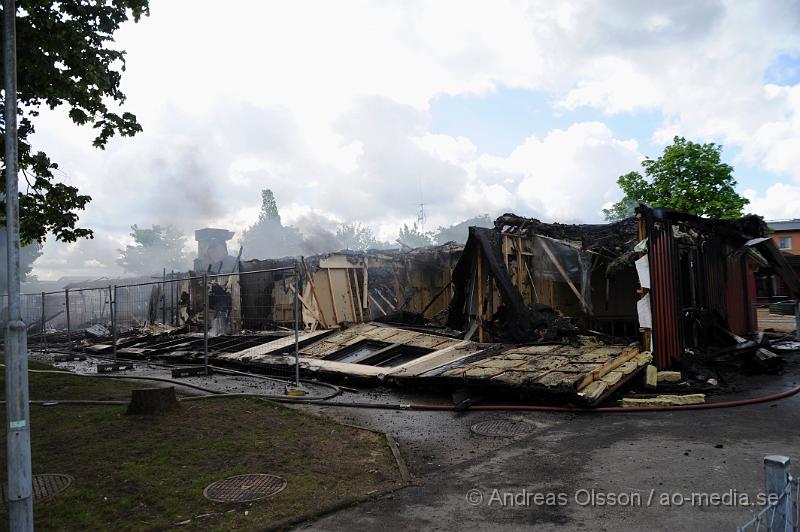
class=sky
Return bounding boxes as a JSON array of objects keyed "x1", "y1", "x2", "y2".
[{"x1": 27, "y1": 0, "x2": 800, "y2": 280}]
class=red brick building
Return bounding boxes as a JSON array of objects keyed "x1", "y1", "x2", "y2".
[
  {"x1": 769, "y1": 219, "x2": 800, "y2": 255},
  {"x1": 756, "y1": 219, "x2": 800, "y2": 303}
]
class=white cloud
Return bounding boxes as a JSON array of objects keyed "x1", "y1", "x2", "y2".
[
  {"x1": 25, "y1": 0, "x2": 800, "y2": 279},
  {"x1": 486, "y1": 123, "x2": 642, "y2": 221},
  {"x1": 745, "y1": 183, "x2": 800, "y2": 220}
]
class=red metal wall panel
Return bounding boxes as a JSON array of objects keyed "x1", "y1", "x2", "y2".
[
  {"x1": 648, "y1": 222, "x2": 683, "y2": 369},
  {"x1": 746, "y1": 265, "x2": 757, "y2": 331},
  {"x1": 724, "y1": 252, "x2": 755, "y2": 336}
]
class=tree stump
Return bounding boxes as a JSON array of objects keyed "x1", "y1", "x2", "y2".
[{"x1": 126, "y1": 386, "x2": 180, "y2": 416}]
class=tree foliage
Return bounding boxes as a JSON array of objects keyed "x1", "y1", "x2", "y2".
[
  {"x1": 336, "y1": 223, "x2": 379, "y2": 251},
  {"x1": 601, "y1": 196, "x2": 638, "y2": 222},
  {"x1": 433, "y1": 214, "x2": 494, "y2": 244},
  {"x1": 0, "y1": 231, "x2": 41, "y2": 291},
  {"x1": 397, "y1": 223, "x2": 433, "y2": 248},
  {"x1": 604, "y1": 136, "x2": 749, "y2": 221},
  {"x1": 256, "y1": 189, "x2": 281, "y2": 225},
  {"x1": 116, "y1": 224, "x2": 188, "y2": 275},
  {"x1": 240, "y1": 188, "x2": 301, "y2": 259},
  {"x1": 0, "y1": 0, "x2": 149, "y2": 244}
]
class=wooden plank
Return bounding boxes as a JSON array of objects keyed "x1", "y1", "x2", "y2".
[
  {"x1": 369, "y1": 293, "x2": 388, "y2": 316},
  {"x1": 539, "y1": 237, "x2": 588, "y2": 310},
  {"x1": 319, "y1": 255, "x2": 363, "y2": 269},
  {"x1": 362, "y1": 258, "x2": 369, "y2": 311},
  {"x1": 287, "y1": 284, "x2": 325, "y2": 327},
  {"x1": 576, "y1": 346, "x2": 640, "y2": 390},
  {"x1": 502, "y1": 234, "x2": 509, "y2": 271},
  {"x1": 388, "y1": 341, "x2": 475, "y2": 376},
  {"x1": 325, "y1": 268, "x2": 340, "y2": 324},
  {"x1": 302, "y1": 258, "x2": 329, "y2": 328},
  {"x1": 217, "y1": 329, "x2": 332, "y2": 360},
  {"x1": 343, "y1": 267, "x2": 358, "y2": 320},
  {"x1": 376, "y1": 290, "x2": 396, "y2": 311},
  {"x1": 351, "y1": 269, "x2": 364, "y2": 321}
]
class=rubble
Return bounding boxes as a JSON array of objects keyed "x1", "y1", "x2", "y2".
[
  {"x1": 621, "y1": 394, "x2": 706, "y2": 407},
  {"x1": 47, "y1": 206, "x2": 800, "y2": 408}
]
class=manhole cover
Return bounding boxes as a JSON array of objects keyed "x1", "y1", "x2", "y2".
[
  {"x1": 203, "y1": 474, "x2": 287, "y2": 503},
  {"x1": 0, "y1": 473, "x2": 73, "y2": 503},
  {"x1": 470, "y1": 419, "x2": 533, "y2": 438}
]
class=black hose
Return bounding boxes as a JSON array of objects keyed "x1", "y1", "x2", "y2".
[
  {"x1": 37, "y1": 350, "x2": 343, "y2": 395},
  {"x1": 16, "y1": 365, "x2": 800, "y2": 413},
  {"x1": 19, "y1": 367, "x2": 342, "y2": 401}
]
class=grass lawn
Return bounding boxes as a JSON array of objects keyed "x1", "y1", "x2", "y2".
[{"x1": 0, "y1": 362, "x2": 403, "y2": 530}]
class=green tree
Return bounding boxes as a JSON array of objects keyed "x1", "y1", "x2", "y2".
[
  {"x1": 0, "y1": 232, "x2": 41, "y2": 292},
  {"x1": 256, "y1": 189, "x2": 281, "y2": 225},
  {"x1": 433, "y1": 214, "x2": 494, "y2": 244},
  {"x1": 240, "y1": 189, "x2": 301, "y2": 259},
  {"x1": 117, "y1": 224, "x2": 188, "y2": 274},
  {"x1": 336, "y1": 223, "x2": 378, "y2": 251},
  {"x1": 604, "y1": 136, "x2": 749, "y2": 221},
  {"x1": 1, "y1": 1, "x2": 149, "y2": 245},
  {"x1": 601, "y1": 196, "x2": 638, "y2": 222},
  {"x1": 397, "y1": 222, "x2": 433, "y2": 248}
]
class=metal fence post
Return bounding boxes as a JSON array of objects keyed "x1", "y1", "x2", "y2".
[
  {"x1": 203, "y1": 273, "x2": 209, "y2": 375},
  {"x1": 40, "y1": 292, "x2": 46, "y2": 352},
  {"x1": 176, "y1": 274, "x2": 180, "y2": 327},
  {"x1": 764, "y1": 455, "x2": 793, "y2": 532},
  {"x1": 171, "y1": 270, "x2": 176, "y2": 326},
  {"x1": 65, "y1": 287, "x2": 71, "y2": 349},
  {"x1": 112, "y1": 285, "x2": 118, "y2": 359},
  {"x1": 795, "y1": 302, "x2": 799, "y2": 341},
  {"x1": 294, "y1": 259, "x2": 301, "y2": 387},
  {"x1": 162, "y1": 268, "x2": 166, "y2": 326}
]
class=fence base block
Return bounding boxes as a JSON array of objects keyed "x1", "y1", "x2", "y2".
[
  {"x1": 53, "y1": 354, "x2": 87, "y2": 362},
  {"x1": 97, "y1": 362, "x2": 134, "y2": 373},
  {"x1": 171, "y1": 367, "x2": 211, "y2": 378}
]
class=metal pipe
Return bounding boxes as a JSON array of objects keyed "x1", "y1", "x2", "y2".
[
  {"x1": 12, "y1": 266, "x2": 297, "y2": 295},
  {"x1": 203, "y1": 274, "x2": 209, "y2": 375},
  {"x1": 3, "y1": 0, "x2": 34, "y2": 527},
  {"x1": 112, "y1": 286, "x2": 118, "y2": 359}
]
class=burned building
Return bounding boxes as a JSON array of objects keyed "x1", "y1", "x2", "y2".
[
  {"x1": 174, "y1": 242, "x2": 463, "y2": 333},
  {"x1": 445, "y1": 207, "x2": 800, "y2": 369},
  {"x1": 59, "y1": 209, "x2": 800, "y2": 407}
]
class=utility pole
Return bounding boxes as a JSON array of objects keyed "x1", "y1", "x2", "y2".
[{"x1": 3, "y1": 0, "x2": 34, "y2": 528}]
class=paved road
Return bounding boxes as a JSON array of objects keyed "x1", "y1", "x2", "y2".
[{"x1": 297, "y1": 355, "x2": 800, "y2": 532}]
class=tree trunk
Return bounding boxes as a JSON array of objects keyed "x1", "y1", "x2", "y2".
[{"x1": 126, "y1": 386, "x2": 180, "y2": 416}]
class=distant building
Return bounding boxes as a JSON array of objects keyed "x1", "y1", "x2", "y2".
[
  {"x1": 768, "y1": 219, "x2": 800, "y2": 255},
  {"x1": 756, "y1": 219, "x2": 800, "y2": 303}
]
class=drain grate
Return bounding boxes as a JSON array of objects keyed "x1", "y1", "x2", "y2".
[
  {"x1": 203, "y1": 474, "x2": 287, "y2": 503},
  {"x1": 470, "y1": 419, "x2": 533, "y2": 438},
  {"x1": 0, "y1": 473, "x2": 73, "y2": 503}
]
